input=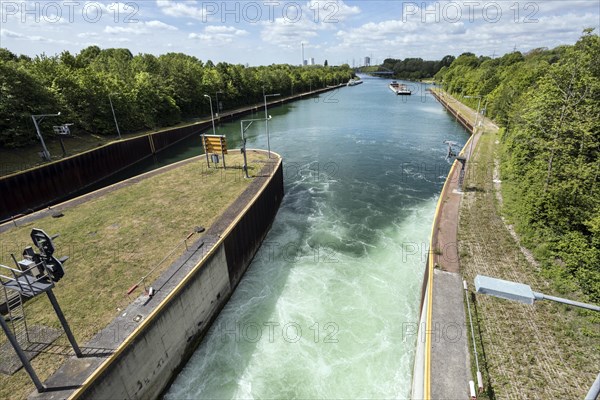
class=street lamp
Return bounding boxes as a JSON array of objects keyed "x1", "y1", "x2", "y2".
[
  {"x1": 474, "y1": 274, "x2": 600, "y2": 399},
  {"x1": 240, "y1": 116, "x2": 272, "y2": 178},
  {"x1": 215, "y1": 91, "x2": 223, "y2": 116},
  {"x1": 475, "y1": 274, "x2": 600, "y2": 311},
  {"x1": 263, "y1": 89, "x2": 280, "y2": 158},
  {"x1": 464, "y1": 95, "x2": 482, "y2": 131},
  {"x1": 31, "y1": 112, "x2": 61, "y2": 161},
  {"x1": 204, "y1": 94, "x2": 216, "y2": 136},
  {"x1": 109, "y1": 93, "x2": 122, "y2": 139},
  {"x1": 463, "y1": 95, "x2": 483, "y2": 188}
]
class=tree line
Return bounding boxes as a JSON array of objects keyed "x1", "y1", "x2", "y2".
[
  {"x1": 381, "y1": 55, "x2": 455, "y2": 80},
  {"x1": 436, "y1": 30, "x2": 600, "y2": 302},
  {"x1": 0, "y1": 46, "x2": 354, "y2": 148},
  {"x1": 359, "y1": 55, "x2": 455, "y2": 80}
]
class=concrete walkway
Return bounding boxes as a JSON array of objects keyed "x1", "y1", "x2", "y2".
[{"x1": 427, "y1": 89, "x2": 487, "y2": 399}]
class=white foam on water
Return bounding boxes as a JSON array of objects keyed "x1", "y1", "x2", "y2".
[
  {"x1": 164, "y1": 77, "x2": 466, "y2": 399},
  {"x1": 165, "y1": 189, "x2": 437, "y2": 399}
]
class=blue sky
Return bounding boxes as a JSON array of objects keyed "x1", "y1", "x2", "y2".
[{"x1": 1, "y1": 1, "x2": 599, "y2": 65}]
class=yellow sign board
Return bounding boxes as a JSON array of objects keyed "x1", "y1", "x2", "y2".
[{"x1": 202, "y1": 134, "x2": 228, "y2": 168}]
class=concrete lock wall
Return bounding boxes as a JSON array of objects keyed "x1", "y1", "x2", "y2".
[{"x1": 71, "y1": 159, "x2": 284, "y2": 400}]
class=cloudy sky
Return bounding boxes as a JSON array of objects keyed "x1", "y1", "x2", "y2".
[{"x1": 1, "y1": 0, "x2": 598, "y2": 65}]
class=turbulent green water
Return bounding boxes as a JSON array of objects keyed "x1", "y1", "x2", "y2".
[{"x1": 164, "y1": 77, "x2": 468, "y2": 399}]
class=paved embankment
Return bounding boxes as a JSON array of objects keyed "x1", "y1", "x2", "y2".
[
  {"x1": 427, "y1": 89, "x2": 599, "y2": 399},
  {"x1": 417, "y1": 89, "x2": 489, "y2": 399}
]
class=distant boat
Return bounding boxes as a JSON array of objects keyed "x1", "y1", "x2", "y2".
[
  {"x1": 347, "y1": 78, "x2": 363, "y2": 86},
  {"x1": 389, "y1": 81, "x2": 411, "y2": 95}
]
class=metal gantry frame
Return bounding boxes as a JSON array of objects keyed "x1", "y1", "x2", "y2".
[
  {"x1": 204, "y1": 94, "x2": 216, "y2": 136},
  {"x1": 0, "y1": 229, "x2": 81, "y2": 393},
  {"x1": 31, "y1": 112, "x2": 61, "y2": 161},
  {"x1": 240, "y1": 116, "x2": 271, "y2": 178},
  {"x1": 109, "y1": 93, "x2": 122, "y2": 140},
  {"x1": 263, "y1": 88, "x2": 280, "y2": 158}
]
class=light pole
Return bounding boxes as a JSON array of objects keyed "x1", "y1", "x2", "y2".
[
  {"x1": 475, "y1": 274, "x2": 599, "y2": 311},
  {"x1": 474, "y1": 274, "x2": 600, "y2": 399},
  {"x1": 463, "y1": 94, "x2": 483, "y2": 184},
  {"x1": 109, "y1": 93, "x2": 122, "y2": 139},
  {"x1": 263, "y1": 89, "x2": 280, "y2": 158},
  {"x1": 240, "y1": 116, "x2": 271, "y2": 178},
  {"x1": 215, "y1": 91, "x2": 223, "y2": 116},
  {"x1": 464, "y1": 95, "x2": 482, "y2": 131},
  {"x1": 204, "y1": 94, "x2": 216, "y2": 136},
  {"x1": 32, "y1": 112, "x2": 60, "y2": 161}
]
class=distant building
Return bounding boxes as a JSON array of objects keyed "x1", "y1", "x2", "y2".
[
  {"x1": 310, "y1": 57, "x2": 315, "y2": 65},
  {"x1": 303, "y1": 59, "x2": 308, "y2": 66},
  {"x1": 364, "y1": 56, "x2": 371, "y2": 67}
]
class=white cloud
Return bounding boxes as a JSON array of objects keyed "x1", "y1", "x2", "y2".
[
  {"x1": 0, "y1": 28, "x2": 68, "y2": 44},
  {"x1": 0, "y1": 29, "x2": 25, "y2": 39},
  {"x1": 188, "y1": 25, "x2": 249, "y2": 45},
  {"x1": 306, "y1": 0, "x2": 360, "y2": 22},
  {"x1": 156, "y1": 0, "x2": 206, "y2": 20},
  {"x1": 107, "y1": 37, "x2": 131, "y2": 43},
  {"x1": 205, "y1": 26, "x2": 236, "y2": 34},
  {"x1": 329, "y1": 0, "x2": 599, "y2": 60},
  {"x1": 77, "y1": 32, "x2": 99, "y2": 38},
  {"x1": 104, "y1": 25, "x2": 145, "y2": 35},
  {"x1": 0, "y1": 0, "x2": 597, "y2": 66},
  {"x1": 260, "y1": 0, "x2": 360, "y2": 48},
  {"x1": 103, "y1": 20, "x2": 178, "y2": 35},
  {"x1": 146, "y1": 20, "x2": 178, "y2": 30}
]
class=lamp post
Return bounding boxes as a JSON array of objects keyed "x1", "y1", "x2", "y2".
[
  {"x1": 109, "y1": 93, "x2": 122, "y2": 139},
  {"x1": 32, "y1": 112, "x2": 61, "y2": 161},
  {"x1": 474, "y1": 274, "x2": 600, "y2": 399},
  {"x1": 263, "y1": 89, "x2": 280, "y2": 158},
  {"x1": 240, "y1": 116, "x2": 272, "y2": 178},
  {"x1": 215, "y1": 91, "x2": 223, "y2": 116},
  {"x1": 204, "y1": 94, "x2": 216, "y2": 136},
  {"x1": 464, "y1": 95, "x2": 482, "y2": 131},
  {"x1": 475, "y1": 274, "x2": 600, "y2": 311},
  {"x1": 463, "y1": 95, "x2": 483, "y2": 186}
]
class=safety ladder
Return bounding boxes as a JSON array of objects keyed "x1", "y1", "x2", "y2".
[{"x1": 2, "y1": 285, "x2": 29, "y2": 346}]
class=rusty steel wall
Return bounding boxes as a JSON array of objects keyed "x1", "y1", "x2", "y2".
[
  {"x1": 0, "y1": 124, "x2": 209, "y2": 222},
  {"x1": 150, "y1": 123, "x2": 207, "y2": 152},
  {"x1": 224, "y1": 162, "x2": 284, "y2": 289},
  {"x1": 0, "y1": 84, "x2": 341, "y2": 223}
]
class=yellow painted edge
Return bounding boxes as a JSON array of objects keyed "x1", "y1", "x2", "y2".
[
  {"x1": 68, "y1": 152, "x2": 282, "y2": 400},
  {"x1": 424, "y1": 88, "x2": 476, "y2": 399}
]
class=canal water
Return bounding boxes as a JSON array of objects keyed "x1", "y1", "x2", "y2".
[{"x1": 160, "y1": 77, "x2": 468, "y2": 399}]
